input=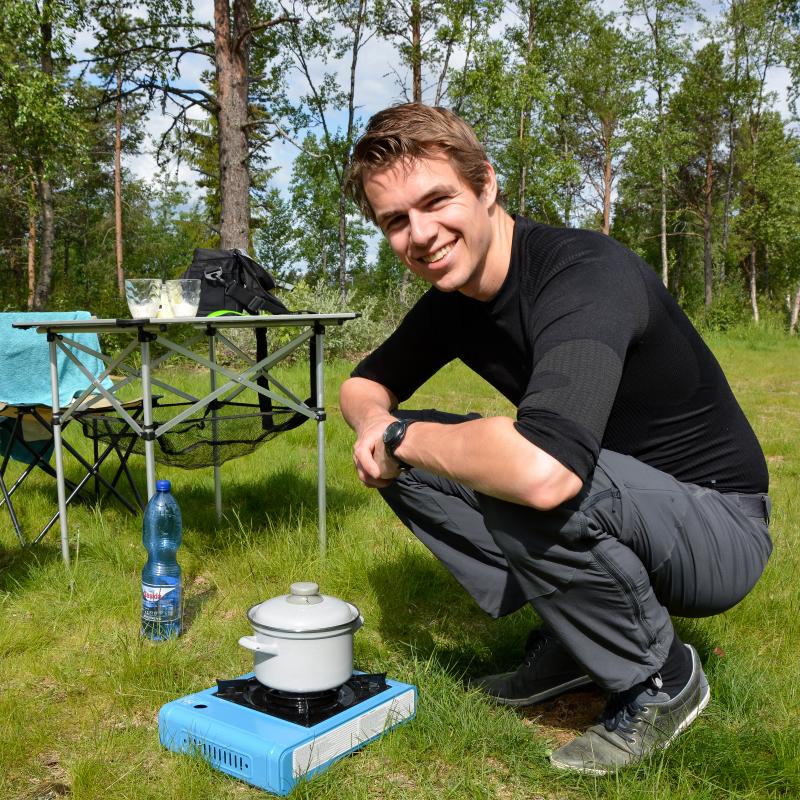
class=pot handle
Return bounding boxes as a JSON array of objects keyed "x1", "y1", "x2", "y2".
[{"x1": 238, "y1": 635, "x2": 279, "y2": 655}]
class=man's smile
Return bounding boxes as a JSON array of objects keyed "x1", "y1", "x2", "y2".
[{"x1": 422, "y1": 240, "x2": 456, "y2": 264}]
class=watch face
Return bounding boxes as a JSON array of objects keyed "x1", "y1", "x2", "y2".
[{"x1": 383, "y1": 420, "x2": 405, "y2": 447}]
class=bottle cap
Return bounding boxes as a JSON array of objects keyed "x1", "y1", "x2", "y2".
[{"x1": 156, "y1": 479, "x2": 171, "y2": 492}]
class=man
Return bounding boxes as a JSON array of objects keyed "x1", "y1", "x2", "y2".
[{"x1": 340, "y1": 103, "x2": 772, "y2": 774}]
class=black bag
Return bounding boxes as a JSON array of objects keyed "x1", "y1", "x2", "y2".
[
  {"x1": 182, "y1": 248, "x2": 290, "y2": 317},
  {"x1": 182, "y1": 248, "x2": 291, "y2": 430}
]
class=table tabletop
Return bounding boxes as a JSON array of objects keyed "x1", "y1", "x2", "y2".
[{"x1": 13, "y1": 312, "x2": 359, "y2": 336}]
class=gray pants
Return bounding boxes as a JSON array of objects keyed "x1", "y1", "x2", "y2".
[{"x1": 379, "y1": 413, "x2": 772, "y2": 692}]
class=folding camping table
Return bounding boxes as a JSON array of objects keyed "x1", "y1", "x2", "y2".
[{"x1": 14, "y1": 314, "x2": 358, "y2": 565}]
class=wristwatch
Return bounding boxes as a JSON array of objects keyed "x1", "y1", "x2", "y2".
[{"x1": 383, "y1": 419, "x2": 417, "y2": 469}]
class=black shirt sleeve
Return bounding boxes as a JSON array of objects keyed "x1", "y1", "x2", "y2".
[{"x1": 513, "y1": 245, "x2": 649, "y2": 481}]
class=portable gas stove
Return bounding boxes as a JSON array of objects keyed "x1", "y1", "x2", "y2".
[{"x1": 158, "y1": 672, "x2": 416, "y2": 795}]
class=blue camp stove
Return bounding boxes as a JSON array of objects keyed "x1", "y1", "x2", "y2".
[{"x1": 158, "y1": 672, "x2": 416, "y2": 795}]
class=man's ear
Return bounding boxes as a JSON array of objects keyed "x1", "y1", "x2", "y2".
[{"x1": 481, "y1": 162, "x2": 498, "y2": 207}]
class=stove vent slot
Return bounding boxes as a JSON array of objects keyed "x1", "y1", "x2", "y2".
[{"x1": 185, "y1": 734, "x2": 251, "y2": 777}]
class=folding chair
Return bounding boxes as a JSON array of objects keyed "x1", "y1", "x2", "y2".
[{"x1": 0, "y1": 311, "x2": 145, "y2": 549}]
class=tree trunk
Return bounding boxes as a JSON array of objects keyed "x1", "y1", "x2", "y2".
[
  {"x1": 402, "y1": 0, "x2": 422, "y2": 298},
  {"x1": 602, "y1": 133, "x2": 612, "y2": 235},
  {"x1": 31, "y1": 6, "x2": 55, "y2": 310},
  {"x1": 337, "y1": 0, "x2": 367, "y2": 300},
  {"x1": 215, "y1": 0, "x2": 251, "y2": 250},
  {"x1": 27, "y1": 186, "x2": 36, "y2": 311},
  {"x1": 32, "y1": 174, "x2": 55, "y2": 310},
  {"x1": 721, "y1": 0, "x2": 740, "y2": 279},
  {"x1": 517, "y1": 1, "x2": 536, "y2": 216},
  {"x1": 411, "y1": 0, "x2": 421, "y2": 102},
  {"x1": 721, "y1": 107, "x2": 735, "y2": 282},
  {"x1": 338, "y1": 187, "x2": 348, "y2": 299},
  {"x1": 703, "y1": 149, "x2": 714, "y2": 308},
  {"x1": 660, "y1": 165, "x2": 668, "y2": 287},
  {"x1": 789, "y1": 283, "x2": 800, "y2": 334},
  {"x1": 748, "y1": 242, "x2": 759, "y2": 323},
  {"x1": 518, "y1": 110, "x2": 527, "y2": 216},
  {"x1": 114, "y1": 67, "x2": 125, "y2": 298}
]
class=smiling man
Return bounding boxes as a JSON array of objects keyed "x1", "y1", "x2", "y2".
[{"x1": 339, "y1": 103, "x2": 772, "y2": 774}]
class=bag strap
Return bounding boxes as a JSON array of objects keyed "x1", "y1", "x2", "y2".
[
  {"x1": 202, "y1": 254, "x2": 290, "y2": 316},
  {"x1": 225, "y1": 280, "x2": 289, "y2": 315},
  {"x1": 255, "y1": 327, "x2": 275, "y2": 431}
]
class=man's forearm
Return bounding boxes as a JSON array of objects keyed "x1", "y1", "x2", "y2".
[
  {"x1": 339, "y1": 376, "x2": 583, "y2": 509},
  {"x1": 339, "y1": 377, "x2": 397, "y2": 434},
  {"x1": 394, "y1": 416, "x2": 583, "y2": 510}
]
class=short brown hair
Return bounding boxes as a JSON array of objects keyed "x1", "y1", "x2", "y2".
[{"x1": 346, "y1": 103, "x2": 490, "y2": 223}]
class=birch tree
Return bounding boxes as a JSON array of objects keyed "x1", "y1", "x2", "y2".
[
  {"x1": 670, "y1": 43, "x2": 728, "y2": 306},
  {"x1": 565, "y1": 13, "x2": 641, "y2": 233},
  {"x1": 623, "y1": 0, "x2": 694, "y2": 286}
]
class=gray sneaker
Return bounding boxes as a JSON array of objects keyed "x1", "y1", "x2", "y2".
[
  {"x1": 469, "y1": 628, "x2": 593, "y2": 707},
  {"x1": 550, "y1": 644, "x2": 710, "y2": 775}
]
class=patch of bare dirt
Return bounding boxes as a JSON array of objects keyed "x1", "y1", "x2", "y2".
[{"x1": 520, "y1": 686, "x2": 606, "y2": 748}]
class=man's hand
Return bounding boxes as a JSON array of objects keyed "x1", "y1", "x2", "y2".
[
  {"x1": 350, "y1": 412, "x2": 403, "y2": 488},
  {"x1": 340, "y1": 377, "x2": 405, "y2": 489}
]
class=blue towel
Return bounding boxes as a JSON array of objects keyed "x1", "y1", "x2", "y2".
[{"x1": 0, "y1": 311, "x2": 113, "y2": 407}]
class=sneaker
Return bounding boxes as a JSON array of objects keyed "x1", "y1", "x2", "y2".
[
  {"x1": 550, "y1": 644, "x2": 710, "y2": 775},
  {"x1": 468, "y1": 628, "x2": 593, "y2": 707}
]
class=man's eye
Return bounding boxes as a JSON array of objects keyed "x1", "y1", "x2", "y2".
[
  {"x1": 384, "y1": 216, "x2": 406, "y2": 232},
  {"x1": 429, "y1": 195, "x2": 449, "y2": 208}
]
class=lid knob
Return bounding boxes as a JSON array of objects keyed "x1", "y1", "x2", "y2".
[{"x1": 287, "y1": 581, "x2": 323, "y2": 605}]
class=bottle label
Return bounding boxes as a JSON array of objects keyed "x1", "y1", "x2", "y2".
[{"x1": 141, "y1": 581, "x2": 181, "y2": 623}]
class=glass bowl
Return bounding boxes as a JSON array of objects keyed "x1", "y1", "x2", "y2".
[{"x1": 125, "y1": 279, "x2": 162, "y2": 318}]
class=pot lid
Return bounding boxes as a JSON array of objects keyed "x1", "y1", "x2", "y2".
[{"x1": 247, "y1": 582, "x2": 360, "y2": 633}]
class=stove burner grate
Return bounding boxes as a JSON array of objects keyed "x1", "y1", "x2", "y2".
[{"x1": 214, "y1": 673, "x2": 389, "y2": 727}]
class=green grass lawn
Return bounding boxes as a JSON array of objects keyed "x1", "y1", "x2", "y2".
[{"x1": 1, "y1": 336, "x2": 798, "y2": 800}]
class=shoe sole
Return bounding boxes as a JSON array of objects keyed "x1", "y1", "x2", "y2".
[
  {"x1": 485, "y1": 674, "x2": 595, "y2": 707},
  {"x1": 549, "y1": 680, "x2": 712, "y2": 776}
]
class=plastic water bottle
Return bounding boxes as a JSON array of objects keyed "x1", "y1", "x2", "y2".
[{"x1": 141, "y1": 479, "x2": 183, "y2": 640}]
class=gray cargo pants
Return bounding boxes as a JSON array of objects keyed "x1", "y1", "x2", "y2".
[{"x1": 379, "y1": 413, "x2": 772, "y2": 692}]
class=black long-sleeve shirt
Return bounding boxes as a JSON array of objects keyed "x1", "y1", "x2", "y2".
[{"x1": 353, "y1": 217, "x2": 768, "y2": 493}]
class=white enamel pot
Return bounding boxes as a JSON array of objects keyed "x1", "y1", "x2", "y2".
[{"x1": 238, "y1": 581, "x2": 364, "y2": 692}]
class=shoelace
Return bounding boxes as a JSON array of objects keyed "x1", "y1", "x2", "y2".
[
  {"x1": 522, "y1": 630, "x2": 553, "y2": 667},
  {"x1": 601, "y1": 673, "x2": 663, "y2": 743}
]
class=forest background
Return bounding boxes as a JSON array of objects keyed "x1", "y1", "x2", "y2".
[{"x1": 2, "y1": 0, "x2": 800, "y2": 347}]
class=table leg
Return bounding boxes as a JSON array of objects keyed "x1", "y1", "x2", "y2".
[
  {"x1": 140, "y1": 335, "x2": 156, "y2": 499},
  {"x1": 208, "y1": 332, "x2": 222, "y2": 523},
  {"x1": 314, "y1": 324, "x2": 326, "y2": 556},
  {"x1": 48, "y1": 336, "x2": 70, "y2": 567}
]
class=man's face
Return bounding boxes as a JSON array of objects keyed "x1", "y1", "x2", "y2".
[{"x1": 363, "y1": 155, "x2": 498, "y2": 298}]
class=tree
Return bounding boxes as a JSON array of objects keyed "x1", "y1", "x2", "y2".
[
  {"x1": 669, "y1": 42, "x2": 728, "y2": 306},
  {"x1": 88, "y1": 0, "x2": 297, "y2": 251},
  {"x1": 253, "y1": 185, "x2": 298, "y2": 282},
  {"x1": 280, "y1": 0, "x2": 373, "y2": 296},
  {"x1": 623, "y1": 0, "x2": 694, "y2": 286},
  {"x1": 0, "y1": 0, "x2": 86, "y2": 309},
  {"x1": 288, "y1": 134, "x2": 370, "y2": 285},
  {"x1": 565, "y1": 14, "x2": 641, "y2": 233},
  {"x1": 720, "y1": 0, "x2": 789, "y2": 321},
  {"x1": 451, "y1": 0, "x2": 585, "y2": 224}
]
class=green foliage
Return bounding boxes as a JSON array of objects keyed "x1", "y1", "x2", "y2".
[
  {"x1": 689, "y1": 281, "x2": 753, "y2": 332},
  {"x1": 268, "y1": 278, "x2": 405, "y2": 360}
]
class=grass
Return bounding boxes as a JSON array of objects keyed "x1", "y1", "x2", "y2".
[{"x1": 1, "y1": 335, "x2": 798, "y2": 800}]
